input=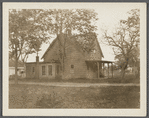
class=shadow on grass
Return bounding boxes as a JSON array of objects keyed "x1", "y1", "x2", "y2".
[
  {"x1": 14, "y1": 73, "x2": 140, "y2": 84},
  {"x1": 36, "y1": 92, "x2": 62, "y2": 108},
  {"x1": 9, "y1": 84, "x2": 140, "y2": 108}
]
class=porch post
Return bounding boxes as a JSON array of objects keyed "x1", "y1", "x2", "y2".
[
  {"x1": 103, "y1": 63, "x2": 105, "y2": 77},
  {"x1": 108, "y1": 63, "x2": 109, "y2": 78},
  {"x1": 88, "y1": 64, "x2": 90, "y2": 79},
  {"x1": 112, "y1": 63, "x2": 113, "y2": 78},
  {"x1": 97, "y1": 62, "x2": 100, "y2": 79},
  {"x1": 102, "y1": 63, "x2": 103, "y2": 74}
]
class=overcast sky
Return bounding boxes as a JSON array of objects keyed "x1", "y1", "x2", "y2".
[{"x1": 26, "y1": 3, "x2": 140, "y2": 62}]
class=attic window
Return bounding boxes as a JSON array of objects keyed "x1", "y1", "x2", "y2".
[
  {"x1": 93, "y1": 49, "x2": 96, "y2": 53},
  {"x1": 42, "y1": 66, "x2": 46, "y2": 75},
  {"x1": 71, "y1": 65, "x2": 74, "y2": 69},
  {"x1": 92, "y1": 49, "x2": 96, "y2": 53}
]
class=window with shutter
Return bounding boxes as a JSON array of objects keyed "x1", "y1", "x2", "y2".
[
  {"x1": 48, "y1": 65, "x2": 52, "y2": 75},
  {"x1": 42, "y1": 66, "x2": 46, "y2": 75}
]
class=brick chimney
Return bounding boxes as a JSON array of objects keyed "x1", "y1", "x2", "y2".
[
  {"x1": 36, "y1": 56, "x2": 39, "y2": 62},
  {"x1": 35, "y1": 56, "x2": 39, "y2": 79}
]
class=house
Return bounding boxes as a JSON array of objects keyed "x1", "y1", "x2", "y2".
[
  {"x1": 9, "y1": 67, "x2": 25, "y2": 77},
  {"x1": 9, "y1": 59, "x2": 25, "y2": 77},
  {"x1": 25, "y1": 34, "x2": 113, "y2": 79}
]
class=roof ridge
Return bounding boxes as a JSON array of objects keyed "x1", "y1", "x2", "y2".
[{"x1": 41, "y1": 34, "x2": 104, "y2": 59}]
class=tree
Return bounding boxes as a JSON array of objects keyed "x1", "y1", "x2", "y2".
[
  {"x1": 103, "y1": 9, "x2": 140, "y2": 79},
  {"x1": 39, "y1": 9, "x2": 98, "y2": 79},
  {"x1": 9, "y1": 9, "x2": 49, "y2": 84},
  {"x1": 9, "y1": 9, "x2": 98, "y2": 81}
]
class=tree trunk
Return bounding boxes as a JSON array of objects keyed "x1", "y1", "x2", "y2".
[
  {"x1": 61, "y1": 37, "x2": 66, "y2": 80},
  {"x1": 57, "y1": 33, "x2": 68, "y2": 80},
  {"x1": 61, "y1": 55, "x2": 65, "y2": 79},
  {"x1": 121, "y1": 68, "x2": 125, "y2": 80},
  {"x1": 15, "y1": 48, "x2": 18, "y2": 84},
  {"x1": 121, "y1": 60, "x2": 128, "y2": 79}
]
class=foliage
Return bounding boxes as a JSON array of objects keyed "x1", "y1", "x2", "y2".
[
  {"x1": 9, "y1": 9, "x2": 49, "y2": 62},
  {"x1": 9, "y1": 9, "x2": 50, "y2": 83},
  {"x1": 38, "y1": 9, "x2": 98, "y2": 52},
  {"x1": 9, "y1": 9, "x2": 98, "y2": 80},
  {"x1": 73, "y1": 32, "x2": 97, "y2": 52},
  {"x1": 103, "y1": 9, "x2": 140, "y2": 78},
  {"x1": 38, "y1": 9, "x2": 98, "y2": 78}
]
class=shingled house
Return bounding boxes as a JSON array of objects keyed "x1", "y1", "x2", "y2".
[{"x1": 25, "y1": 34, "x2": 113, "y2": 79}]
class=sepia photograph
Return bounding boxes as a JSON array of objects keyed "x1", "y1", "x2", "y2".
[{"x1": 3, "y1": 2, "x2": 146, "y2": 116}]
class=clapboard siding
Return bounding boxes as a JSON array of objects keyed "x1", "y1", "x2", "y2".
[
  {"x1": 42, "y1": 37, "x2": 103, "y2": 79},
  {"x1": 26, "y1": 63, "x2": 36, "y2": 78},
  {"x1": 64, "y1": 44, "x2": 87, "y2": 79},
  {"x1": 44, "y1": 40, "x2": 60, "y2": 62}
]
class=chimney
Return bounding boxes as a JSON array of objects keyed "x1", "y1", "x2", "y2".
[{"x1": 36, "y1": 56, "x2": 39, "y2": 62}]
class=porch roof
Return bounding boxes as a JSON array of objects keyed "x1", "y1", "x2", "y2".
[{"x1": 85, "y1": 60, "x2": 114, "y2": 63}]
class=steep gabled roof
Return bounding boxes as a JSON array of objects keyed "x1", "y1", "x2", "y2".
[
  {"x1": 95, "y1": 38, "x2": 104, "y2": 58},
  {"x1": 41, "y1": 37, "x2": 58, "y2": 59},
  {"x1": 41, "y1": 34, "x2": 104, "y2": 59}
]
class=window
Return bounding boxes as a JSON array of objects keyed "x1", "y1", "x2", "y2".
[
  {"x1": 48, "y1": 65, "x2": 52, "y2": 75},
  {"x1": 57, "y1": 65, "x2": 59, "y2": 74},
  {"x1": 91, "y1": 49, "x2": 96, "y2": 53},
  {"x1": 71, "y1": 65, "x2": 74, "y2": 69},
  {"x1": 32, "y1": 67, "x2": 34, "y2": 73},
  {"x1": 42, "y1": 66, "x2": 46, "y2": 75},
  {"x1": 93, "y1": 49, "x2": 96, "y2": 53}
]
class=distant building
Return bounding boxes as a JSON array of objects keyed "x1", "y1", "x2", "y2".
[
  {"x1": 9, "y1": 67, "x2": 25, "y2": 77},
  {"x1": 25, "y1": 34, "x2": 113, "y2": 79},
  {"x1": 9, "y1": 59, "x2": 25, "y2": 77}
]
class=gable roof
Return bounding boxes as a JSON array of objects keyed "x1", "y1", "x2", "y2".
[
  {"x1": 41, "y1": 37, "x2": 58, "y2": 59},
  {"x1": 41, "y1": 34, "x2": 104, "y2": 59},
  {"x1": 95, "y1": 38, "x2": 104, "y2": 58}
]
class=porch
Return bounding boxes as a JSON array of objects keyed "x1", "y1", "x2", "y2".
[{"x1": 85, "y1": 60, "x2": 114, "y2": 79}]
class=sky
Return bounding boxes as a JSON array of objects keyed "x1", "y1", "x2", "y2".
[{"x1": 26, "y1": 3, "x2": 141, "y2": 62}]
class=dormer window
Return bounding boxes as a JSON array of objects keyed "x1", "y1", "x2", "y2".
[
  {"x1": 91, "y1": 49, "x2": 96, "y2": 53},
  {"x1": 93, "y1": 49, "x2": 96, "y2": 53}
]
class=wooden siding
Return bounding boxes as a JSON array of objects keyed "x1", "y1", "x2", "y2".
[
  {"x1": 64, "y1": 43, "x2": 87, "y2": 79},
  {"x1": 44, "y1": 40, "x2": 60, "y2": 62},
  {"x1": 26, "y1": 63, "x2": 57, "y2": 79},
  {"x1": 41, "y1": 37, "x2": 103, "y2": 79},
  {"x1": 85, "y1": 39, "x2": 102, "y2": 60}
]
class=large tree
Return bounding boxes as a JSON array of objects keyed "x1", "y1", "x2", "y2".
[
  {"x1": 9, "y1": 9, "x2": 98, "y2": 81},
  {"x1": 103, "y1": 9, "x2": 140, "y2": 79},
  {"x1": 38, "y1": 9, "x2": 98, "y2": 79},
  {"x1": 9, "y1": 9, "x2": 49, "y2": 84}
]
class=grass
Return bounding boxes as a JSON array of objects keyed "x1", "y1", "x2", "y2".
[
  {"x1": 9, "y1": 84, "x2": 140, "y2": 108},
  {"x1": 11, "y1": 73, "x2": 139, "y2": 84}
]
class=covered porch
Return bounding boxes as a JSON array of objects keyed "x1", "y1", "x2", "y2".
[{"x1": 85, "y1": 60, "x2": 114, "y2": 79}]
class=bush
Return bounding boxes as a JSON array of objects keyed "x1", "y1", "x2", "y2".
[
  {"x1": 9, "y1": 75, "x2": 15, "y2": 80},
  {"x1": 9, "y1": 74, "x2": 24, "y2": 80}
]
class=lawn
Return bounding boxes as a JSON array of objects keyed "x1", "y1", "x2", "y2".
[
  {"x1": 13, "y1": 74, "x2": 139, "y2": 84},
  {"x1": 9, "y1": 84, "x2": 140, "y2": 108}
]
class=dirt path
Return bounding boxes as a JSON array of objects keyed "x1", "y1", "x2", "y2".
[{"x1": 9, "y1": 81, "x2": 140, "y2": 87}]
